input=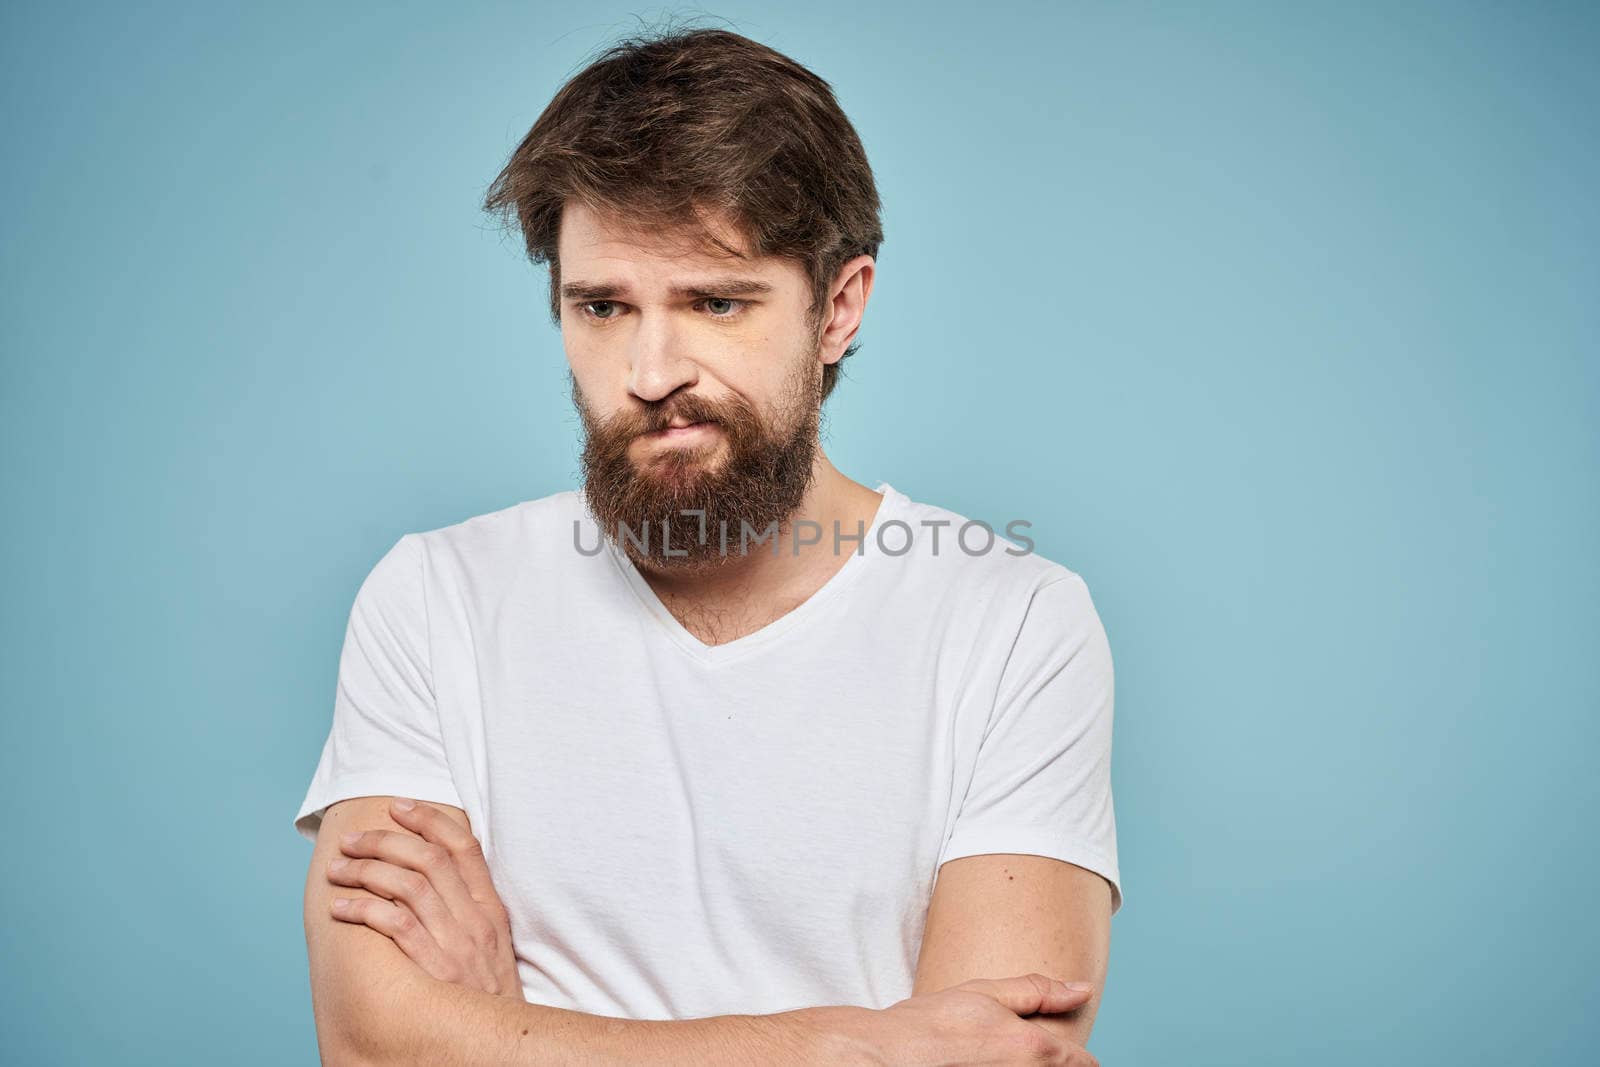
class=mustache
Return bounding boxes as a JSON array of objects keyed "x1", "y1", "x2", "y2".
[{"x1": 598, "y1": 393, "x2": 746, "y2": 439}]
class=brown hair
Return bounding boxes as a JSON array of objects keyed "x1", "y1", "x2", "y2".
[{"x1": 482, "y1": 25, "x2": 884, "y2": 404}]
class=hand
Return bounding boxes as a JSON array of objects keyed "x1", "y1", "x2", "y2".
[
  {"x1": 833, "y1": 974, "x2": 1099, "y2": 1066},
  {"x1": 326, "y1": 797, "x2": 524, "y2": 1000}
]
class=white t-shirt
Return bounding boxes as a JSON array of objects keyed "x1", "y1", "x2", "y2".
[{"x1": 294, "y1": 481, "x2": 1120, "y2": 1020}]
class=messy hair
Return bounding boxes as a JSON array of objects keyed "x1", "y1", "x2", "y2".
[{"x1": 483, "y1": 25, "x2": 884, "y2": 403}]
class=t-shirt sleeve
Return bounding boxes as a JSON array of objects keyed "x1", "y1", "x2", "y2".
[
  {"x1": 938, "y1": 572, "x2": 1123, "y2": 914},
  {"x1": 292, "y1": 533, "x2": 464, "y2": 842}
]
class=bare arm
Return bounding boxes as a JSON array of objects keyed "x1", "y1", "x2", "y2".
[
  {"x1": 303, "y1": 795, "x2": 858, "y2": 1066},
  {"x1": 912, "y1": 853, "x2": 1113, "y2": 1049}
]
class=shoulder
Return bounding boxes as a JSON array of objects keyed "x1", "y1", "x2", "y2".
[
  {"x1": 871, "y1": 485, "x2": 1110, "y2": 670},
  {"x1": 402, "y1": 488, "x2": 589, "y2": 571},
  {"x1": 881, "y1": 484, "x2": 1094, "y2": 607}
]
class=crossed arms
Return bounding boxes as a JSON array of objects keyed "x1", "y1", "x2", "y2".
[{"x1": 302, "y1": 795, "x2": 1113, "y2": 1065}]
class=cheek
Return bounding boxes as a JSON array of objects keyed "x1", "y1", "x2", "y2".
[
  {"x1": 561, "y1": 339, "x2": 612, "y2": 405},
  {"x1": 562, "y1": 327, "x2": 622, "y2": 383}
]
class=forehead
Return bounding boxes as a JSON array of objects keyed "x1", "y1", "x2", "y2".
[{"x1": 558, "y1": 200, "x2": 797, "y2": 287}]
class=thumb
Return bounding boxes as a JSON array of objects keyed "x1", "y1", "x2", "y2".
[{"x1": 958, "y1": 973, "x2": 1094, "y2": 1016}]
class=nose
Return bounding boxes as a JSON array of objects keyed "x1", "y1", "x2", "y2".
[{"x1": 627, "y1": 311, "x2": 699, "y2": 403}]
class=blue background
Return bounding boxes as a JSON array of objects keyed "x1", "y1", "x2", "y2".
[{"x1": 3, "y1": 2, "x2": 1595, "y2": 1063}]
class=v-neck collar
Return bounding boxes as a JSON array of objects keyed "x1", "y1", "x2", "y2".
[{"x1": 604, "y1": 482, "x2": 904, "y2": 666}]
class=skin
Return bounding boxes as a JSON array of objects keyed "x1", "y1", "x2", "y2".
[
  {"x1": 912, "y1": 854, "x2": 1113, "y2": 1049},
  {"x1": 558, "y1": 199, "x2": 887, "y2": 643},
  {"x1": 305, "y1": 795, "x2": 859, "y2": 1065},
  {"x1": 325, "y1": 798, "x2": 1104, "y2": 1065},
  {"x1": 306, "y1": 202, "x2": 1112, "y2": 1064}
]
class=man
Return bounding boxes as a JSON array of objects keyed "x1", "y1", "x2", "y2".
[{"x1": 295, "y1": 26, "x2": 1120, "y2": 1066}]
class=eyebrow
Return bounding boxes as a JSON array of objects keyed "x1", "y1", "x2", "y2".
[{"x1": 559, "y1": 278, "x2": 776, "y2": 301}]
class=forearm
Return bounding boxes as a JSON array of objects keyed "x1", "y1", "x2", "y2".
[{"x1": 325, "y1": 969, "x2": 866, "y2": 1067}]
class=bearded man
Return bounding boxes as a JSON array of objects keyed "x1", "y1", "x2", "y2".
[{"x1": 295, "y1": 25, "x2": 1121, "y2": 1067}]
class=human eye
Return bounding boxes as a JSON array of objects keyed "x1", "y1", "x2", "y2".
[
  {"x1": 697, "y1": 296, "x2": 747, "y2": 319},
  {"x1": 578, "y1": 300, "x2": 624, "y2": 322}
]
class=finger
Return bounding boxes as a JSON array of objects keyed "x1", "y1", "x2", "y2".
[
  {"x1": 389, "y1": 799, "x2": 508, "y2": 919},
  {"x1": 959, "y1": 974, "x2": 1094, "y2": 1016},
  {"x1": 1009, "y1": 1017, "x2": 1068, "y2": 1065},
  {"x1": 1013, "y1": 1018, "x2": 1100, "y2": 1067},
  {"x1": 327, "y1": 856, "x2": 456, "y2": 939},
  {"x1": 330, "y1": 896, "x2": 458, "y2": 982},
  {"x1": 339, "y1": 827, "x2": 480, "y2": 926}
]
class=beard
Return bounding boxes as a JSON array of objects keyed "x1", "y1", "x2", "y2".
[{"x1": 572, "y1": 355, "x2": 824, "y2": 573}]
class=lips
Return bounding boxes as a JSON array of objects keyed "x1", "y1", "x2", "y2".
[{"x1": 642, "y1": 420, "x2": 717, "y2": 440}]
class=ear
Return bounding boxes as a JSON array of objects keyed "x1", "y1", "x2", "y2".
[{"x1": 816, "y1": 255, "x2": 876, "y2": 366}]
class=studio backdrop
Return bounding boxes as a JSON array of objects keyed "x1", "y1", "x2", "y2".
[{"x1": 1, "y1": 3, "x2": 1595, "y2": 1064}]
